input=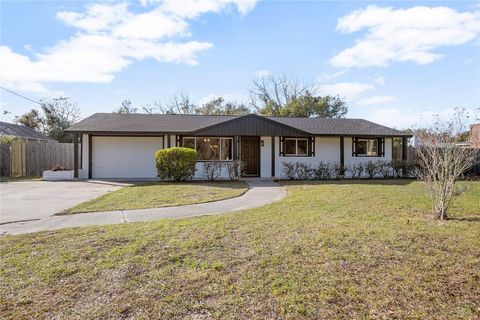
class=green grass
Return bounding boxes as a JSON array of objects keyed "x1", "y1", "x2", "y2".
[
  {"x1": 64, "y1": 181, "x2": 248, "y2": 214},
  {"x1": 1, "y1": 180, "x2": 479, "y2": 319}
]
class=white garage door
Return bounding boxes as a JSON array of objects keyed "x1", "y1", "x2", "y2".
[{"x1": 92, "y1": 136, "x2": 163, "y2": 179}]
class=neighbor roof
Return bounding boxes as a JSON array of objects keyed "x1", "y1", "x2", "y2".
[
  {"x1": 0, "y1": 121, "x2": 53, "y2": 141},
  {"x1": 66, "y1": 113, "x2": 411, "y2": 137}
]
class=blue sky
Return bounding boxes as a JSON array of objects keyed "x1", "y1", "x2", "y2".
[{"x1": 1, "y1": 0, "x2": 479, "y2": 129}]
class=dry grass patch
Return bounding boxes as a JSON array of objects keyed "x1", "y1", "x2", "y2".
[{"x1": 1, "y1": 180, "x2": 479, "y2": 319}]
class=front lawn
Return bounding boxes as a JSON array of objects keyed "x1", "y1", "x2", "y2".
[
  {"x1": 1, "y1": 180, "x2": 479, "y2": 319},
  {"x1": 64, "y1": 181, "x2": 248, "y2": 214}
]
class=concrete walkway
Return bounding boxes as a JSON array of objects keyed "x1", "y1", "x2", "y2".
[{"x1": 1, "y1": 180, "x2": 286, "y2": 235}]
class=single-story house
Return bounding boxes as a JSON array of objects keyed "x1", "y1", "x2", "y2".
[{"x1": 66, "y1": 113, "x2": 412, "y2": 179}]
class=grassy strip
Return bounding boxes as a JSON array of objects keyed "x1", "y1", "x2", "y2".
[{"x1": 63, "y1": 181, "x2": 249, "y2": 214}]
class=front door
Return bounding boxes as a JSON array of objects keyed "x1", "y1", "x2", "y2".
[{"x1": 241, "y1": 136, "x2": 260, "y2": 177}]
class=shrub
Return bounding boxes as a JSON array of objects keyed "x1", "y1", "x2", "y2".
[
  {"x1": 312, "y1": 162, "x2": 330, "y2": 180},
  {"x1": 155, "y1": 147, "x2": 197, "y2": 181},
  {"x1": 202, "y1": 161, "x2": 223, "y2": 181},
  {"x1": 377, "y1": 160, "x2": 392, "y2": 178},
  {"x1": 390, "y1": 159, "x2": 404, "y2": 178},
  {"x1": 404, "y1": 160, "x2": 420, "y2": 178},
  {"x1": 364, "y1": 160, "x2": 379, "y2": 179},
  {"x1": 282, "y1": 161, "x2": 298, "y2": 180},
  {"x1": 51, "y1": 164, "x2": 66, "y2": 171},
  {"x1": 296, "y1": 163, "x2": 313, "y2": 180},
  {"x1": 347, "y1": 163, "x2": 364, "y2": 179},
  {"x1": 225, "y1": 160, "x2": 245, "y2": 181},
  {"x1": 331, "y1": 162, "x2": 346, "y2": 179},
  {"x1": 0, "y1": 135, "x2": 20, "y2": 144}
]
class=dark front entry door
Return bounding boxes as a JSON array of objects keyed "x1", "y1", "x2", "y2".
[{"x1": 241, "y1": 136, "x2": 260, "y2": 176}]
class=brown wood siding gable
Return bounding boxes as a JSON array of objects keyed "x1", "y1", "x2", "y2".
[{"x1": 193, "y1": 114, "x2": 311, "y2": 137}]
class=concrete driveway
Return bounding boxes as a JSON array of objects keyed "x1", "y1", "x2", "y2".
[
  {"x1": 0, "y1": 181, "x2": 122, "y2": 224},
  {"x1": 1, "y1": 179, "x2": 287, "y2": 235}
]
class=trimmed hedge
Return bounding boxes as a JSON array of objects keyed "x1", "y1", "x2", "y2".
[{"x1": 155, "y1": 147, "x2": 197, "y2": 181}]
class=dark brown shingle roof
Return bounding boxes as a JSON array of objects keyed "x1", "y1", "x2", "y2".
[
  {"x1": 268, "y1": 117, "x2": 408, "y2": 136},
  {"x1": 67, "y1": 113, "x2": 239, "y2": 133},
  {"x1": 67, "y1": 113, "x2": 410, "y2": 137}
]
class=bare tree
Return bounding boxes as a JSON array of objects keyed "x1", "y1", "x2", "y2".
[
  {"x1": 143, "y1": 92, "x2": 197, "y2": 114},
  {"x1": 416, "y1": 108, "x2": 479, "y2": 220},
  {"x1": 195, "y1": 97, "x2": 250, "y2": 115},
  {"x1": 114, "y1": 100, "x2": 137, "y2": 113},
  {"x1": 249, "y1": 74, "x2": 347, "y2": 117},
  {"x1": 16, "y1": 97, "x2": 80, "y2": 142},
  {"x1": 250, "y1": 75, "x2": 310, "y2": 115},
  {"x1": 40, "y1": 97, "x2": 81, "y2": 142}
]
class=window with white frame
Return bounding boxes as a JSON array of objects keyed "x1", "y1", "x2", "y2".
[
  {"x1": 182, "y1": 137, "x2": 233, "y2": 161},
  {"x1": 284, "y1": 138, "x2": 308, "y2": 156}
]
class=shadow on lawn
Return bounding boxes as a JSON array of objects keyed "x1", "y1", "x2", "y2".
[
  {"x1": 279, "y1": 178, "x2": 415, "y2": 187},
  {"x1": 449, "y1": 216, "x2": 480, "y2": 223}
]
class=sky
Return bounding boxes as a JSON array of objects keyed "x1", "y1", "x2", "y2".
[{"x1": 1, "y1": 0, "x2": 479, "y2": 129}]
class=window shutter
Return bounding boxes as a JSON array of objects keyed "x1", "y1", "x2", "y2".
[
  {"x1": 176, "y1": 135, "x2": 181, "y2": 147},
  {"x1": 380, "y1": 138, "x2": 385, "y2": 157},
  {"x1": 352, "y1": 137, "x2": 357, "y2": 157},
  {"x1": 279, "y1": 137, "x2": 284, "y2": 156},
  {"x1": 311, "y1": 137, "x2": 315, "y2": 157},
  {"x1": 307, "y1": 137, "x2": 313, "y2": 157}
]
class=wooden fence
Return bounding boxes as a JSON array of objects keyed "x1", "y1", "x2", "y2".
[
  {"x1": 0, "y1": 144, "x2": 10, "y2": 176},
  {"x1": 0, "y1": 141, "x2": 75, "y2": 177}
]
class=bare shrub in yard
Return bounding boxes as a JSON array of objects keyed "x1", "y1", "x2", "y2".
[
  {"x1": 377, "y1": 160, "x2": 392, "y2": 178},
  {"x1": 348, "y1": 163, "x2": 364, "y2": 178},
  {"x1": 364, "y1": 160, "x2": 379, "y2": 178},
  {"x1": 225, "y1": 160, "x2": 245, "y2": 181},
  {"x1": 390, "y1": 159, "x2": 405, "y2": 178},
  {"x1": 403, "y1": 160, "x2": 420, "y2": 178},
  {"x1": 331, "y1": 162, "x2": 346, "y2": 179},
  {"x1": 282, "y1": 161, "x2": 298, "y2": 180},
  {"x1": 312, "y1": 162, "x2": 330, "y2": 180},
  {"x1": 202, "y1": 161, "x2": 223, "y2": 181},
  {"x1": 416, "y1": 108, "x2": 479, "y2": 220},
  {"x1": 296, "y1": 163, "x2": 313, "y2": 180}
]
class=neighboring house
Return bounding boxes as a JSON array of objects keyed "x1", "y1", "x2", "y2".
[
  {"x1": 0, "y1": 121, "x2": 53, "y2": 142},
  {"x1": 66, "y1": 113, "x2": 411, "y2": 179}
]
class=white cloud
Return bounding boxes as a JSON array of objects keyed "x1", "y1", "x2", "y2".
[
  {"x1": 366, "y1": 107, "x2": 479, "y2": 129},
  {"x1": 356, "y1": 95, "x2": 398, "y2": 106},
  {"x1": 373, "y1": 76, "x2": 385, "y2": 85},
  {"x1": 57, "y1": 3, "x2": 129, "y2": 33},
  {"x1": 331, "y1": 6, "x2": 480, "y2": 68},
  {"x1": 315, "y1": 82, "x2": 374, "y2": 101},
  {"x1": 254, "y1": 69, "x2": 271, "y2": 77},
  {"x1": 1, "y1": 1, "x2": 257, "y2": 93},
  {"x1": 317, "y1": 69, "x2": 347, "y2": 82},
  {"x1": 159, "y1": 0, "x2": 257, "y2": 18}
]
